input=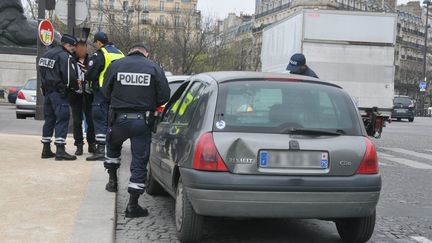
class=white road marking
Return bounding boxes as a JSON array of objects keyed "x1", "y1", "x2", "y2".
[
  {"x1": 410, "y1": 236, "x2": 432, "y2": 243},
  {"x1": 378, "y1": 153, "x2": 432, "y2": 170},
  {"x1": 425, "y1": 149, "x2": 432, "y2": 153},
  {"x1": 382, "y1": 147, "x2": 432, "y2": 161}
]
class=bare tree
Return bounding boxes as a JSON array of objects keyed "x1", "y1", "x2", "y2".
[{"x1": 24, "y1": 0, "x2": 37, "y2": 20}]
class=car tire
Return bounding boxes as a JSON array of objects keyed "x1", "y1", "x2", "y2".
[
  {"x1": 16, "y1": 114, "x2": 26, "y2": 119},
  {"x1": 408, "y1": 118, "x2": 414, "y2": 122},
  {"x1": 336, "y1": 210, "x2": 376, "y2": 243},
  {"x1": 145, "y1": 163, "x2": 165, "y2": 196},
  {"x1": 397, "y1": 118, "x2": 401, "y2": 121},
  {"x1": 175, "y1": 177, "x2": 203, "y2": 243}
]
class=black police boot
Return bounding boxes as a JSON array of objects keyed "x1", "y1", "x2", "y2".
[
  {"x1": 125, "y1": 193, "x2": 149, "y2": 218},
  {"x1": 41, "y1": 143, "x2": 55, "y2": 159},
  {"x1": 88, "y1": 143, "x2": 96, "y2": 153},
  {"x1": 105, "y1": 169, "x2": 118, "y2": 192},
  {"x1": 86, "y1": 144, "x2": 105, "y2": 161},
  {"x1": 55, "y1": 144, "x2": 77, "y2": 161},
  {"x1": 75, "y1": 144, "x2": 84, "y2": 156}
]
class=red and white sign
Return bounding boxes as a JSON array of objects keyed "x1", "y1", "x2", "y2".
[{"x1": 38, "y1": 20, "x2": 55, "y2": 46}]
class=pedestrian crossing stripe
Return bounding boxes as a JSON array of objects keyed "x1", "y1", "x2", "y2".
[
  {"x1": 378, "y1": 152, "x2": 432, "y2": 170},
  {"x1": 410, "y1": 236, "x2": 432, "y2": 243},
  {"x1": 382, "y1": 147, "x2": 432, "y2": 161}
]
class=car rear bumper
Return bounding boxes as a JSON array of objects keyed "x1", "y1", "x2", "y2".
[
  {"x1": 180, "y1": 168, "x2": 381, "y2": 219},
  {"x1": 392, "y1": 111, "x2": 414, "y2": 118},
  {"x1": 16, "y1": 105, "x2": 36, "y2": 115}
]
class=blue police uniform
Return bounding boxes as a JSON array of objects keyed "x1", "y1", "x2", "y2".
[
  {"x1": 86, "y1": 44, "x2": 124, "y2": 160},
  {"x1": 38, "y1": 35, "x2": 78, "y2": 161},
  {"x1": 101, "y1": 48, "x2": 170, "y2": 217}
]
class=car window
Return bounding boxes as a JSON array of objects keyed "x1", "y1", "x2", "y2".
[
  {"x1": 394, "y1": 97, "x2": 412, "y2": 106},
  {"x1": 215, "y1": 80, "x2": 362, "y2": 135},
  {"x1": 24, "y1": 79, "x2": 37, "y2": 90},
  {"x1": 169, "y1": 82, "x2": 183, "y2": 95},
  {"x1": 162, "y1": 81, "x2": 190, "y2": 123},
  {"x1": 172, "y1": 82, "x2": 205, "y2": 125}
]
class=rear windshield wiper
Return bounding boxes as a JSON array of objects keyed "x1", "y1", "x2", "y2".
[{"x1": 284, "y1": 128, "x2": 344, "y2": 136}]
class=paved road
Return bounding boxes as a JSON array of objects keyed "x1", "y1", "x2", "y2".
[
  {"x1": 0, "y1": 102, "x2": 42, "y2": 135},
  {"x1": 2, "y1": 103, "x2": 429, "y2": 242},
  {"x1": 115, "y1": 117, "x2": 432, "y2": 243}
]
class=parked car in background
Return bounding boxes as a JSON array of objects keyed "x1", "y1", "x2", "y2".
[
  {"x1": 7, "y1": 86, "x2": 22, "y2": 104},
  {"x1": 16, "y1": 79, "x2": 37, "y2": 119},
  {"x1": 167, "y1": 75, "x2": 190, "y2": 95},
  {"x1": 392, "y1": 95, "x2": 415, "y2": 122},
  {"x1": 147, "y1": 72, "x2": 381, "y2": 243}
]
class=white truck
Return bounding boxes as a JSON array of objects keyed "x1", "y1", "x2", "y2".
[{"x1": 261, "y1": 10, "x2": 397, "y2": 138}]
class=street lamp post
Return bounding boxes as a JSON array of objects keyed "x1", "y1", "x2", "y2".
[
  {"x1": 422, "y1": 0, "x2": 431, "y2": 116},
  {"x1": 135, "y1": 4, "x2": 143, "y2": 40}
]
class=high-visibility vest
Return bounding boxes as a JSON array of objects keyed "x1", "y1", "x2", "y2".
[
  {"x1": 99, "y1": 46, "x2": 124, "y2": 87},
  {"x1": 172, "y1": 92, "x2": 194, "y2": 117}
]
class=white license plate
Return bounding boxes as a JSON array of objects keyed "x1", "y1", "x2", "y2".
[
  {"x1": 396, "y1": 109, "x2": 407, "y2": 113},
  {"x1": 259, "y1": 150, "x2": 329, "y2": 169}
]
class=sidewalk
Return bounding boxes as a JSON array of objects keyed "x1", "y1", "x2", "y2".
[{"x1": 0, "y1": 133, "x2": 115, "y2": 243}]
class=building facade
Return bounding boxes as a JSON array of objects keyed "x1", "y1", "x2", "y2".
[{"x1": 86, "y1": 0, "x2": 200, "y2": 36}]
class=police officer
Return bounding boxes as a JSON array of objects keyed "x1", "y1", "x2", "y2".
[
  {"x1": 86, "y1": 32, "x2": 124, "y2": 161},
  {"x1": 39, "y1": 34, "x2": 78, "y2": 161},
  {"x1": 69, "y1": 32, "x2": 96, "y2": 155},
  {"x1": 286, "y1": 53, "x2": 319, "y2": 78},
  {"x1": 101, "y1": 43, "x2": 170, "y2": 218}
]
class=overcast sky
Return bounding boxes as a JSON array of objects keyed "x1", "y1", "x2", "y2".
[{"x1": 197, "y1": 0, "x2": 256, "y2": 20}]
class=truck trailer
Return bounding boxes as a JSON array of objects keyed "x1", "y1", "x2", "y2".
[{"x1": 261, "y1": 10, "x2": 397, "y2": 138}]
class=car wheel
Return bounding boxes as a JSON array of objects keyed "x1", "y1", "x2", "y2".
[
  {"x1": 175, "y1": 177, "x2": 203, "y2": 243},
  {"x1": 397, "y1": 118, "x2": 401, "y2": 121},
  {"x1": 336, "y1": 210, "x2": 376, "y2": 243},
  {"x1": 16, "y1": 114, "x2": 26, "y2": 119},
  {"x1": 145, "y1": 163, "x2": 165, "y2": 196},
  {"x1": 408, "y1": 118, "x2": 414, "y2": 122}
]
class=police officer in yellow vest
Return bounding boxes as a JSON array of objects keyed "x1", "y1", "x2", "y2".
[{"x1": 86, "y1": 32, "x2": 124, "y2": 161}]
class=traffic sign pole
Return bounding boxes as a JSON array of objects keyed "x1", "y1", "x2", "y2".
[
  {"x1": 36, "y1": 0, "x2": 46, "y2": 121},
  {"x1": 67, "y1": 0, "x2": 76, "y2": 35}
]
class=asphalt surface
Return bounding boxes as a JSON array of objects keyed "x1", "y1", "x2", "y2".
[
  {"x1": 2, "y1": 102, "x2": 429, "y2": 242},
  {"x1": 115, "y1": 116, "x2": 432, "y2": 243}
]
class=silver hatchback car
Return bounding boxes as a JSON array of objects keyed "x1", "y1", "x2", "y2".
[{"x1": 148, "y1": 72, "x2": 380, "y2": 243}]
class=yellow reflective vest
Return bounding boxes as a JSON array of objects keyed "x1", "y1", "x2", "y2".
[{"x1": 99, "y1": 47, "x2": 125, "y2": 87}]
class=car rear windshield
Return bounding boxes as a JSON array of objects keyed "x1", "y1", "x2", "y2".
[
  {"x1": 394, "y1": 97, "x2": 412, "y2": 106},
  {"x1": 214, "y1": 80, "x2": 363, "y2": 136},
  {"x1": 24, "y1": 79, "x2": 37, "y2": 90}
]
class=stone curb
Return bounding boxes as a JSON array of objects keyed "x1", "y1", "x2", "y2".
[{"x1": 70, "y1": 162, "x2": 116, "y2": 243}]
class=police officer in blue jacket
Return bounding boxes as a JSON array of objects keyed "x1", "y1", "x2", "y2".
[
  {"x1": 101, "y1": 43, "x2": 170, "y2": 218},
  {"x1": 86, "y1": 32, "x2": 124, "y2": 161},
  {"x1": 286, "y1": 53, "x2": 319, "y2": 78},
  {"x1": 39, "y1": 34, "x2": 78, "y2": 161}
]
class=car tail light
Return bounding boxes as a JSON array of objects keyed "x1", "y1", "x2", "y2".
[
  {"x1": 9, "y1": 88, "x2": 17, "y2": 93},
  {"x1": 193, "y1": 133, "x2": 228, "y2": 172},
  {"x1": 17, "y1": 91, "x2": 25, "y2": 100},
  {"x1": 357, "y1": 138, "x2": 379, "y2": 174}
]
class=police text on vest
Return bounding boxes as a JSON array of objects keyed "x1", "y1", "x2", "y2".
[
  {"x1": 38, "y1": 58, "x2": 56, "y2": 69},
  {"x1": 117, "y1": 72, "x2": 151, "y2": 86}
]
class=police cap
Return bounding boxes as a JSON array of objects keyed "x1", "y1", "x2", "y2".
[
  {"x1": 61, "y1": 34, "x2": 78, "y2": 46},
  {"x1": 94, "y1": 32, "x2": 109, "y2": 44}
]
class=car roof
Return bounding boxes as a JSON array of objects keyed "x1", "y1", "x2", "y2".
[
  {"x1": 194, "y1": 71, "x2": 342, "y2": 89},
  {"x1": 167, "y1": 75, "x2": 190, "y2": 83}
]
